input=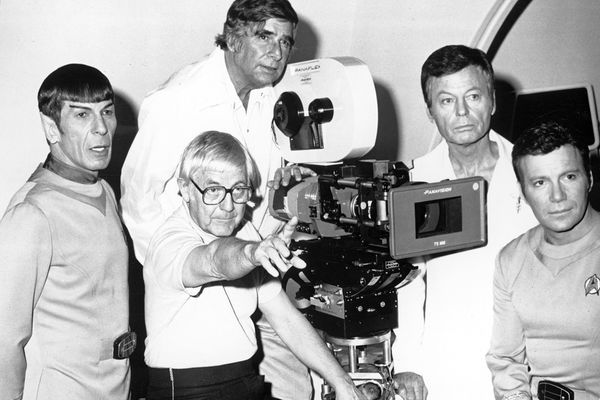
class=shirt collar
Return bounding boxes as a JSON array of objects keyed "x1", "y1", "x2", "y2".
[{"x1": 43, "y1": 153, "x2": 98, "y2": 184}]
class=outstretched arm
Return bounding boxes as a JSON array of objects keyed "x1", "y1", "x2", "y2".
[{"x1": 182, "y1": 217, "x2": 306, "y2": 287}]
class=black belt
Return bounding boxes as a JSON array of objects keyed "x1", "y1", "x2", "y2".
[{"x1": 148, "y1": 358, "x2": 255, "y2": 386}]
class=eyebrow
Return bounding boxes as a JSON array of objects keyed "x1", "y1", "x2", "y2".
[
  {"x1": 527, "y1": 169, "x2": 581, "y2": 181},
  {"x1": 68, "y1": 104, "x2": 93, "y2": 110},
  {"x1": 203, "y1": 179, "x2": 220, "y2": 186},
  {"x1": 526, "y1": 174, "x2": 547, "y2": 181},
  {"x1": 434, "y1": 88, "x2": 485, "y2": 101},
  {"x1": 68, "y1": 101, "x2": 114, "y2": 110},
  {"x1": 255, "y1": 29, "x2": 295, "y2": 46},
  {"x1": 202, "y1": 179, "x2": 248, "y2": 187}
]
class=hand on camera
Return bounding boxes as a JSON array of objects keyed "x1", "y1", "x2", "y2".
[
  {"x1": 268, "y1": 164, "x2": 316, "y2": 189},
  {"x1": 393, "y1": 372, "x2": 428, "y2": 400},
  {"x1": 250, "y1": 217, "x2": 306, "y2": 277},
  {"x1": 328, "y1": 379, "x2": 369, "y2": 400}
]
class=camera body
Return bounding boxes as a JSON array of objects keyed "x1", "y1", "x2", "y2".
[{"x1": 270, "y1": 160, "x2": 487, "y2": 338}]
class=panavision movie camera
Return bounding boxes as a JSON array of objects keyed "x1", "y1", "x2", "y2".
[{"x1": 270, "y1": 58, "x2": 487, "y2": 399}]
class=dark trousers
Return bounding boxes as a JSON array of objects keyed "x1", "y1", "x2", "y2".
[{"x1": 147, "y1": 359, "x2": 267, "y2": 400}]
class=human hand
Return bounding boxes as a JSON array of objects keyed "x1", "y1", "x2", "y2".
[
  {"x1": 268, "y1": 164, "x2": 316, "y2": 189},
  {"x1": 393, "y1": 372, "x2": 428, "y2": 400},
  {"x1": 250, "y1": 217, "x2": 306, "y2": 277},
  {"x1": 330, "y1": 379, "x2": 368, "y2": 400},
  {"x1": 277, "y1": 215, "x2": 302, "y2": 244}
]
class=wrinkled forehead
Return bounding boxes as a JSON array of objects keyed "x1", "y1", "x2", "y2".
[
  {"x1": 192, "y1": 159, "x2": 248, "y2": 182},
  {"x1": 243, "y1": 17, "x2": 295, "y2": 37},
  {"x1": 429, "y1": 65, "x2": 491, "y2": 91},
  {"x1": 518, "y1": 144, "x2": 586, "y2": 175},
  {"x1": 427, "y1": 66, "x2": 492, "y2": 97}
]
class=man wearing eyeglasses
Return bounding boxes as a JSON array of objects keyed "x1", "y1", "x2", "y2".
[{"x1": 142, "y1": 131, "x2": 365, "y2": 400}]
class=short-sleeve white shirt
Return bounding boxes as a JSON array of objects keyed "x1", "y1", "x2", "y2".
[{"x1": 143, "y1": 204, "x2": 281, "y2": 368}]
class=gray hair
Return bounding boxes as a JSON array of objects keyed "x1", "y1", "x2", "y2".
[
  {"x1": 214, "y1": 0, "x2": 297, "y2": 50},
  {"x1": 179, "y1": 131, "x2": 259, "y2": 189}
]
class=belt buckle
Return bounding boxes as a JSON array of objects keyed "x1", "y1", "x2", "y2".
[
  {"x1": 538, "y1": 380, "x2": 574, "y2": 400},
  {"x1": 113, "y1": 331, "x2": 137, "y2": 360}
]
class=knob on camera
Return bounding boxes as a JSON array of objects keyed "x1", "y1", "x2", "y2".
[{"x1": 273, "y1": 91, "x2": 334, "y2": 139}]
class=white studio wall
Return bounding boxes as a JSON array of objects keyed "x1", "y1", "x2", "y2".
[{"x1": 492, "y1": 0, "x2": 600, "y2": 110}]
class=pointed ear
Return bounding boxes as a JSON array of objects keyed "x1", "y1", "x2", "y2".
[
  {"x1": 40, "y1": 113, "x2": 60, "y2": 144},
  {"x1": 178, "y1": 178, "x2": 191, "y2": 203}
]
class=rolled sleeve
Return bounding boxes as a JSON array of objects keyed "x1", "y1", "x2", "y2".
[{"x1": 145, "y1": 213, "x2": 205, "y2": 297}]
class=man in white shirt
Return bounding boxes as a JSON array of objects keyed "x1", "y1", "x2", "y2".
[
  {"x1": 392, "y1": 45, "x2": 537, "y2": 400},
  {"x1": 143, "y1": 131, "x2": 365, "y2": 400},
  {"x1": 120, "y1": 1, "x2": 312, "y2": 398}
]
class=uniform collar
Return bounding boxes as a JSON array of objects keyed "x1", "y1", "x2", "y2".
[{"x1": 43, "y1": 153, "x2": 98, "y2": 184}]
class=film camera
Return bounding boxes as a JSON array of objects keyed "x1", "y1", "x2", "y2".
[{"x1": 270, "y1": 57, "x2": 487, "y2": 399}]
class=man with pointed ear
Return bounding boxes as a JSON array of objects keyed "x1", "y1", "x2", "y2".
[
  {"x1": 0, "y1": 64, "x2": 133, "y2": 399},
  {"x1": 392, "y1": 45, "x2": 537, "y2": 400},
  {"x1": 120, "y1": 0, "x2": 313, "y2": 398},
  {"x1": 487, "y1": 121, "x2": 600, "y2": 400}
]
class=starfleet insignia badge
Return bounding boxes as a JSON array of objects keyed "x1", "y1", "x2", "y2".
[{"x1": 584, "y1": 274, "x2": 600, "y2": 296}]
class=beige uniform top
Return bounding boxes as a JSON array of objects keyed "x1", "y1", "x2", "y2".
[{"x1": 0, "y1": 166, "x2": 130, "y2": 400}]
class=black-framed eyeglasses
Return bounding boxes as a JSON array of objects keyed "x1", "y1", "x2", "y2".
[{"x1": 190, "y1": 179, "x2": 252, "y2": 205}]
